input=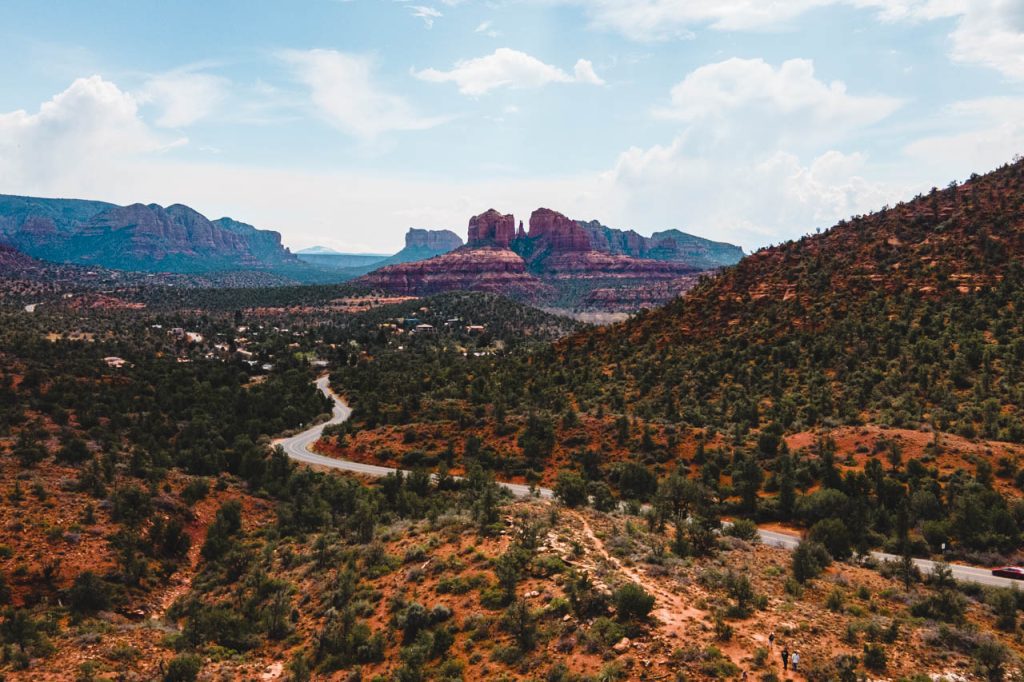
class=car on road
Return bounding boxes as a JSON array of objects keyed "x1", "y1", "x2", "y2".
[{"x1": 992, "y1": 566, "x2": 1024, "y2": 580}]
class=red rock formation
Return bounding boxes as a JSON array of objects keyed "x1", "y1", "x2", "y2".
[
  {"x1": 358, "y1": 206, "x2": 739, "y2": 311},
  {"x1": 357, "y1": 247, "x2": 548, "y2": 298},
  {"x1": 537, "y1": 251, "x2": 699, "y2": 278},
  {"x1": 527, "y1": 208, "x2": 591, "y2": 253},
  {"x1": 467, "y1": 209, "x2": 516, "y2": 247}
]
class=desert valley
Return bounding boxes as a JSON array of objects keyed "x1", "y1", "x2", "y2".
[{"x1": 3, "y1": 2, "x2": 1024, "y2": 680}]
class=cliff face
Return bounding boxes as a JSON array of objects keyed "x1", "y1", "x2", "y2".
[
  {"x1": 525, "y1": 208, "x2": 592, "y2": 255},
  {"x1": 358, "y1": 207, "x2": 740, "y2": 311},
  {"x1": 0, "y1": 194, "x2": 299, "y2": 274},
  {"x1": 405, "y1": 227, "x2": 463, "y2": 252},
  {"x1": 574, "y1": 220, "x2": 744, "y2": 268},
  {"x1": 467, "y1": 209, "x2": 516, "y2": 248},
  {"x1": 371, "y1": 228, "x2": 465, "y2": 270}
]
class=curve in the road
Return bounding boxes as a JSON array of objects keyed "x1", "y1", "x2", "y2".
[{"x1": 276, "y1": 376, "x2": 1020, "y2": 589}]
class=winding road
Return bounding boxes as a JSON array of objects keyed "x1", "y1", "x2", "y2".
[{"x1": 277, "y1": 375, "x2": 1020, "y2": 589}]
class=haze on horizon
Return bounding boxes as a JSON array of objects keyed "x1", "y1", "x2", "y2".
[{"x1": 1, "y1": 0, "x2": 1022, "y2": 254}]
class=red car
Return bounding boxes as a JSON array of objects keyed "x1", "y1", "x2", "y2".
[{"x1": 992, "y1": 567, "x2": 1024, "y2": 580}]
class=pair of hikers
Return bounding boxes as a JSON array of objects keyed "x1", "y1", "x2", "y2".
[{"x1": 780, "y1": 646, "x2": 800, "y2": 672}]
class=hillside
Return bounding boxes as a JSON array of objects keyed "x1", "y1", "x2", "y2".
[
  {"x1": 328, "y1": 158, "x2": 1024, "y2": 574},
  {"x1": 560, "y1": 160, "x2": 1024, "y2": 439},
  {"x1": 2, "y1": 225, "x2": 1024, "y2": 680}
]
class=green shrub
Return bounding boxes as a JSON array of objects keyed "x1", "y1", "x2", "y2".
[
  {"x1": 807, "y1": 518, "x2": 852, "y2": 560},
  {"x1": 791, "y1": 541, "x2": 832, "y2": 583},
  {"x1": 826, "y1": 588, "x2": 845, "y2": 613},
  {"x1": 163, "y1": 653, "x2": 202, "y2": 682},
  {"x1": 181, "y1": 478, "x2": 210, "y2": 505},
  {"x1": 613, "y1": 582, "x2": 655, "y2": 621},
  {"x1": 863, "y1": 642, "x2": 886, "y2": 671},
  {"x1": 724, "y1": 518, "x2": 759, "y2": 542},
  {"x1": 554, "y1": 471, "x2": 589, "y2": 508},
  {"x1": 68, "y1": 571, "x2": 111, "y2": 617}
]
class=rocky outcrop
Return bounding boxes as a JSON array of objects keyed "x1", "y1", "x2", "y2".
[
  {"x1": 467, "y1": 209, "x2": 516, "y2": 248},
  {"x1": 527, "y1": 208, "x2": 592, "y2": 254},
  {"x1": 358, "y1": 206, "x2": 741, "y2": 310},
  {"x1": 213, "y1": 216, "x2": 293, "y2": 264},
  {"x1": 369, "y1": 228, "x2": 465, "y2": 270},
  {"x1": 358, "y1": 211, "x2": 549, "y2": 297},
  {"x1": 357, "y1": 247, "x2": 548, "y2": 297},
  {"x1": 583, "y1": 274, "x2": 704, "y2": 310},
  {"x1": 514, "y1": 209, "x2": 743, "y2": 272},
  {"x1": 574, "y1": 220, "x2": 743, "y2": 269},
  {"x1": 404, "y1": 228, "x2": 463, "y2": 253}
]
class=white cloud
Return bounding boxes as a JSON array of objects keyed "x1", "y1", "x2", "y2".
[
  {"x1": 904, "y1": 97, "x2": 1024, "y2": 178},
  {"x1": 280, "y1": 49, "x2": 449, "y2": 138},
  {"x1": 548, "y1": 0, "x2": 832, "y2": 40},
  {"x1": 573, "y1": 59, "x2": 605, "y2": 85},
  {"x1": 550, "y1": 0, "x2": 1024, "y2": 81},
  {"x1": 409, "y1": 5, "x2": 442, "y2": 28},
  {"x1": 655, "y1": 58, "x2": 901, "y2": 139},
  {"x1": 137, "y1": 70, "x2": 228, "y2": 127},
  {"x1": 0, "y1": 75, "x2": 181, "y2": 194},
  {"x1": 945, "y1": 0, "x2": 1024, "y2": 80},
  {"x1": 586, "y1": 57, "x2": 907, "y2": 247},
  {"x1": 475, "y1": 20, "x2": 500, "y2": 37},
  {"x1": 597, "y1": 139, "x2": 901, "y2": 248},
  {"x1": 414, "y1": 48, "x2": 604, "y2": 95}
]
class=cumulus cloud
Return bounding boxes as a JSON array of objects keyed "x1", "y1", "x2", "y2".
[
  {"x1": 136, "y1": 70, "x2": 229, "y2": 127},
  {"x1": 280, "y1": 49, "x2": 449, "y2": 138},
  {"x1": 0, "y1": 75, "x2": 180, "y2": 194},
  {"x1": 945, "y1": 0, "x2": 1024, "y2": 80},
  {"x1": 573, "y1": 59, "x2": 605, "y2": 85},
  {"x1": 597, "y1": 140, "x2": 900, "y2": 248},
  {"x1": 655, "y1": 58, "x2": 901, "y2": 142},
  {"x1": 586, "y1": 57, "x2": 907, "y2": 247},
  {"x1": 414, "y1": 48, "x2": 604, "y2": 95}
]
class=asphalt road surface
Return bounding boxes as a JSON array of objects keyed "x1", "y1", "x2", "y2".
[{"x1": 277, "y1": 376, "x2": 1021, "y2": 589}]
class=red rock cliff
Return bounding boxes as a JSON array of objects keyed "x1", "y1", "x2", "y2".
[
  {"x1": 527, "y1": 208, "x2": 592, "y2": 252},
  {"x1": 467, "y1": 209, "x2": 516, "y2": 248}
]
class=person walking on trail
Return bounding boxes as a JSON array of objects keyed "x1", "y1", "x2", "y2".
[
  {"x1": 781, "y1": 647, "x2": 790, "y2": 672},
  {"x1": 791, "y1": 651, "x2": 800, "y2": 672},
  {"x1": 768, "y1": 630, "x2": 776, "y2": 650}
]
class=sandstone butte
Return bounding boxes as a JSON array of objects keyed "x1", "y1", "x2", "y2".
[{"x1": 356, "y1": 208, "x2": 740, "y2": 309}]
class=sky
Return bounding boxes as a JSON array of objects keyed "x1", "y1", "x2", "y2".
[{"x1": 1, "y1": 1, "x2": 1023, "y2": 254}]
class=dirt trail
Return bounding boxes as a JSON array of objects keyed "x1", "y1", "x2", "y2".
[
  {"x1": 570, "y1": 512, "x2": 705, "y2": 632},
  {"x1": 560, "y1": 510, "x2": 807, "y2": 680}
]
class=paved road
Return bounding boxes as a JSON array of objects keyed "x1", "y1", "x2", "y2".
[
  {"x1": 278, "y1": 376, "x2": 1020, "y2": 589},
  {"x1": 275, "y1": 376, "x2": 553, "y2": 499}
]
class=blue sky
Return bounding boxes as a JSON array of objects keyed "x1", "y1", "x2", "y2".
[{"x1": 1, "y1": 1, "x2": 1022, "y2": 253}]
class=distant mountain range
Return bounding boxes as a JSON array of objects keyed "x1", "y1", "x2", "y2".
[
  {"x1": 0, "y1": 192, "x2": 743, "y2": 311},
  {"x1": 358, "y1": 208, "x2": 743, "y2": 310},
  {"x1": 0, "y1": 193, "x2": 473, "y2": 285}
]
